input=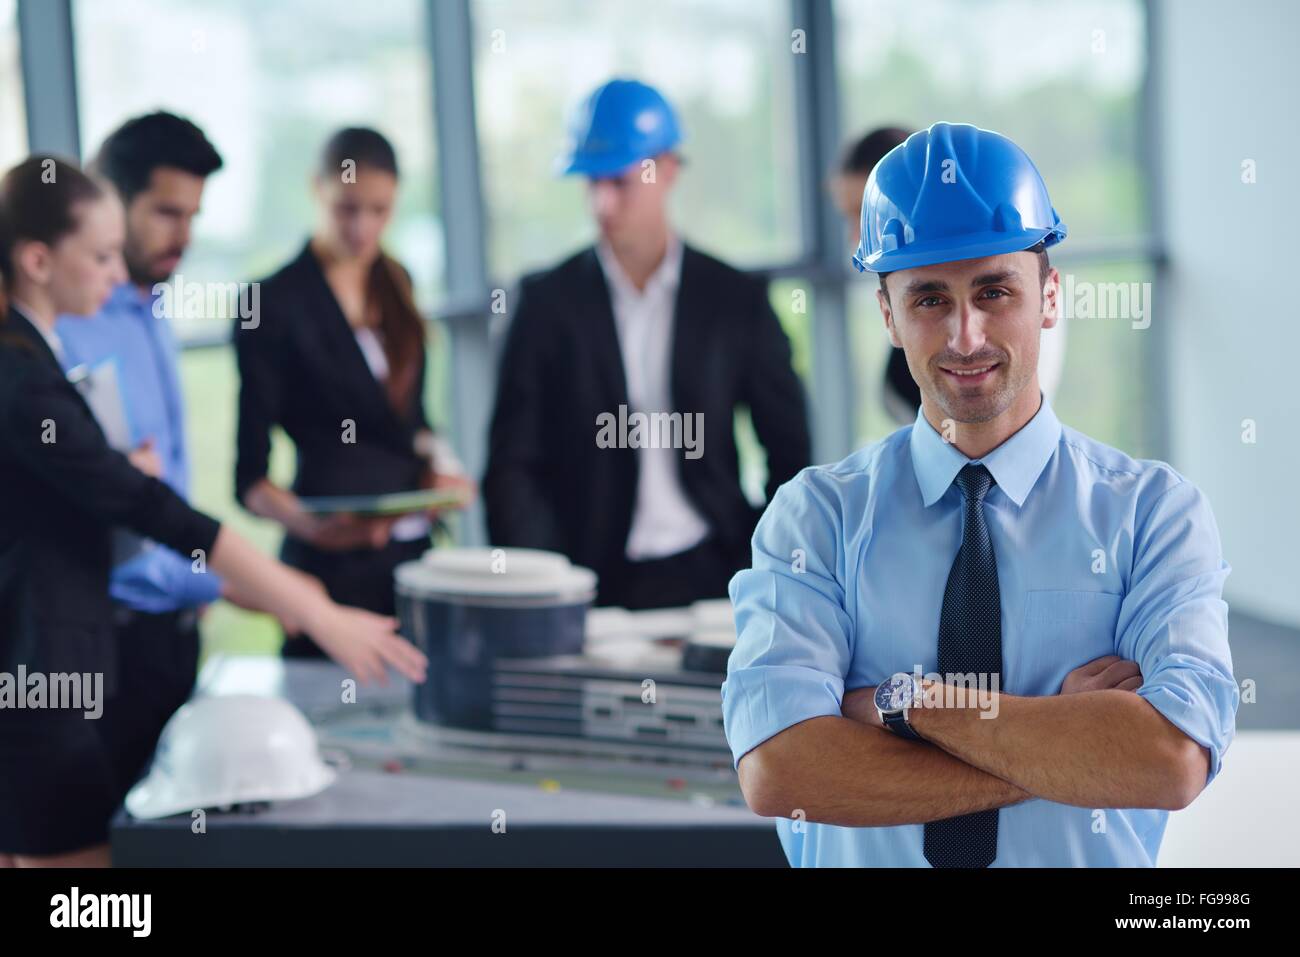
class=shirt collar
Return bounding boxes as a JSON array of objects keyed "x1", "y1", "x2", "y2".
[
  {"x1": 909, "y1": 390, "x2": 1062, "y2": 508},
  {"x1": 596, "y1": 232, "x2": 683, "y2": 302},
  {"x1": 108, "y1": 281, "x2": 156, "y2": 312}
]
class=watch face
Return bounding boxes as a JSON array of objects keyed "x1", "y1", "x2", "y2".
[{"x1": 876, "y1": 673, "x2": 913, "y2": 712}]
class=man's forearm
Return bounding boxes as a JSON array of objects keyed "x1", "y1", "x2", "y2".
[
  {"x1": 739, "y1": 715, "x2": 1032, "y2": 827},
  {"x1": 908, "y1": 683, "x2": 1206, "y2": 810}
]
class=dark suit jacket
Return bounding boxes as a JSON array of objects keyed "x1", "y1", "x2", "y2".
[
  {"x1": 0, "y1": 308, "x2": 220, "y2": 691},
  {"x1": 233, "y1": 243, "x2": 436, "y2": 611},
  {"x1": 234, "y1": 242, "x2": 433, "y2": 507},
  {"x1": 483, "y1": 244, "x2": 812, "y2": 599}
]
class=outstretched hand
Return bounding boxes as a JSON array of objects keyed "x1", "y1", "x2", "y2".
[{"x1": 308, "y1": 603, "x2": 428, "y2": 686}]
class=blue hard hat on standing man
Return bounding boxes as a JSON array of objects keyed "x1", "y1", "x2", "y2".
[
  {"x1": 555, "y1": 78, "x2": 684, "y2": 178},
  {"x1": 853, "y1": 121, "x2": 1066, "y2": 273},
  {"x1": 848, "y1": 122, "x2": 1072, "y2": 420}
]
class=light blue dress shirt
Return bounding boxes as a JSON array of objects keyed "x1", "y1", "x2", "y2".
[
  {"x1": 723, "y1": 392, "x2": 1237, "y2": 867},
  {"x1": 56, "y1": 283, "x2": 223, "y2": 613}
]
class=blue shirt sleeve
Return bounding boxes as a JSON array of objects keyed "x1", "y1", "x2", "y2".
[
  {"x1": 722, "y1": 472, "x2": 855, "y2": 769},
  {"x1": 1121, "y1": 478, "x2": 1238, "y2": 787},
  {"x1": 109, "y1": 546, "x2": 223, "y2": 613},
  {"x1": 162, "y1": 546, "x2": 224, "y2": 607}
]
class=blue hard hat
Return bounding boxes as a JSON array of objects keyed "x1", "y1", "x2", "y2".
[
  {"x1": 555, "y1": 78, "x2": 683, "y2": 178},
  {"x1": 852, "y1": 122, "x2": 1066, "y2": 274}
]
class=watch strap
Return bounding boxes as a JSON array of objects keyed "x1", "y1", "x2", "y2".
[{"x1": 883, "y1": 709, "x2": 923, "y2": 740}]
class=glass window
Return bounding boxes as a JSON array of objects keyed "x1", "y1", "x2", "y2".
[
  {"x1": 1043, "y1": 259, "x2": 1157, "y2": 457},
  {"x1": 835, "y1": 0, "x2": 1147, "y2": 242},
  {"x1": 73, "y1": 0, "x2": 443, "y2": 338},
  {"x1": 734, "y1": 279, "x2": 814, "y2": 504},
  {"x1": 0, "y1": 0, "x2": 25, "y2": 170},
  {"x1": 847, "y1": 282, "x2": 904, "y2": 444},
  {"x1": 473, "y1": 0, "x2": 802, "y2": 281}
]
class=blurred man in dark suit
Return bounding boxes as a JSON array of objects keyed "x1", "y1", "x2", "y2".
[{"x1": 484, "y1": 79, "x2": 811, "y2": 609}]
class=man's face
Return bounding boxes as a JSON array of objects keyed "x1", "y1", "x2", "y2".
[
  {"x1": 585, "y1": 152, "x2": 677, "y2": 246},
  {"x1": 123, "y1": 166, "x2": 207, "y2": 287},
  {"x1": 876, "y1": 251, "x2": 1058, "y2": 424}
]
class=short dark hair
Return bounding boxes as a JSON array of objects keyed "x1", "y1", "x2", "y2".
[
  {"x1": 839, "y1": 126, "x2": 911, "y2": 176},
  {"x1": 91, "y1": 111, "x2": 223, "y2": 203},
  {"x1": 878, "y1": 242, "x2": 1051, "y2": 303}
]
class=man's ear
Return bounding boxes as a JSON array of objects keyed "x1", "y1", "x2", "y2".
[
  {"x1": 878, "y1": 286, "x2": 902, "y2": 348},
  {"x1": 1041, "y1": 265, "x2": 1061, "y2": 331}
]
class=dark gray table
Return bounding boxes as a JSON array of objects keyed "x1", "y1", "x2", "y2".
[{"x1": 111, "y1": 656, "x2": 785, "y2": 866}]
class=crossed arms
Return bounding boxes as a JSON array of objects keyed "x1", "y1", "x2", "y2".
[{"x1": 736, "y1": 657, "x2": 1211, "y2": 827}]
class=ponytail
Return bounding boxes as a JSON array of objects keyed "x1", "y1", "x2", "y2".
[{"x1": 370, "y1": 252, "x2": 426, "y2": 416}]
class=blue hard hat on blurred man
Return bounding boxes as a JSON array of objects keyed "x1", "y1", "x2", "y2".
[
  {"x1": 853, "y1": 121, "x2": 1066, "y2": 274},
  {"x1": 556, "y1": 78, "x2": 683, "y2": 178}
]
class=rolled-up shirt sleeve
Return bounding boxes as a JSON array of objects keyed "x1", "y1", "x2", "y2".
[
  {"x1": 168, "y1": 552, "x2": 224, "y2": 606},
  {"x1": 722, "y1": 471, "x2": 855, "y2": 769},
  {"x1": 131, "y1": 548, "x2": 224, "y2": 610},
  {"x1": 1119, "y1": 478, "x2": 1238, "y2": 787}
]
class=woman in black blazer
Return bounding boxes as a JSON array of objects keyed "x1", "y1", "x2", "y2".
[
  {"x1": 235, "y1": 128, "x2": 471, "y2": 658},
  {"x1": 0, "y1": 156, "x2": 426, "y2": 867}
]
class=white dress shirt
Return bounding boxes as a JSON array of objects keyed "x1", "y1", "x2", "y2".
[
  {"x1": 353, "y1": 325, "x2": 432, "y2": 543},
  {"x1": 595, "y1": 234, "x2": 711, "y2": 561}
]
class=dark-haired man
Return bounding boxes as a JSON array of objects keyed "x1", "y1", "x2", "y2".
[
  {"x1": 726, "y1": 122, "x2": 1235, "y2": 867},
  {"x1": 55, "y1": 112, "x2": 251, "y2": 802}
]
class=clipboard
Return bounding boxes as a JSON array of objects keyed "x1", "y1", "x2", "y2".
[
  {"x1": 67, "y1": 358, "x2": 148, "y2": 564},
  {"x1": 67, "y1": 357, "x2": 134, "y2": 449},
  {"x1": 296, "y1": 486, "x2": 471, "y2": 518}
]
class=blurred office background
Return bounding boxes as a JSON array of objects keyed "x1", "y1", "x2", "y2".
[{"x1": 4, "y1": 0, "x2": 1296, "y2": 730}]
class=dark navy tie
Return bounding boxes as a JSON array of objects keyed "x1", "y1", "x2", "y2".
[{"x1": 923, "y1": 463, "x2": 1002, "y2": 868}]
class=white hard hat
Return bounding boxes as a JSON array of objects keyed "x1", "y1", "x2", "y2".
[{"x1": 125, "y1": 694, "x2": 337, "y2": 820}]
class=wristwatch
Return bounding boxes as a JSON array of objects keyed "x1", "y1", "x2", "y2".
[{"x1": 874, "y1": 672, "x2": 924, "y2": 741}]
